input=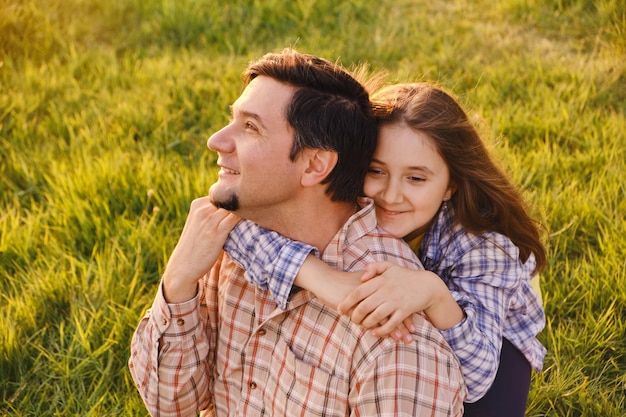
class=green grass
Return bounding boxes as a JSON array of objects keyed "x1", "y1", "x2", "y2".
[{"x1": 1, "y1": 0, "x2": 624, "y2": 415}]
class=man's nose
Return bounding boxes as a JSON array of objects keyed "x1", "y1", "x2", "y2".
[{"x1": 207, "y1": 124, "x2": 235, "y2": 153}]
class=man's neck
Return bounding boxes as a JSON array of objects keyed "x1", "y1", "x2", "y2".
[{"x1": 238, "y1": 199, "x2": 357, "y2": 252}]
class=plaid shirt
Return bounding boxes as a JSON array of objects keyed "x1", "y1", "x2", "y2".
[
  {"x1": 225, "y1": 202, "x2": 546, "y2": 403},
  {"x1": 129, "y1": 201, "x2": 466, "y2": 416}
]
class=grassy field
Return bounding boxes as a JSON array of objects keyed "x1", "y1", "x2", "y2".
[{"x1": 1, "y1": 0, "x2": 625, "y2": 415}]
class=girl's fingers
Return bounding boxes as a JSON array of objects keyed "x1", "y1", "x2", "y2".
[
  {"x1": 338, "y1": 283, "x2": 375, "y2": 316},
  {"x1": 402, "y1": 316, "x2": 416, "y2": 333},
  {"x1": 371, "y1": 316, "x2": 414, "y2": 342},
  {"x1": 366, "y1": 309, "x2": 402, "y2": 334},
  {"x1": 360, "y1": 262, "x2": 393, "y2": 282}
]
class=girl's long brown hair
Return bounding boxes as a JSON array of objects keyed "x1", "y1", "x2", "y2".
[{"x1": 371, "y1": 83, "x2": 546, "y2": 274}]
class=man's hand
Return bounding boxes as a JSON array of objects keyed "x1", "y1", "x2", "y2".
[{"x1": 162, "y1": 197, "x2": 240, "y2": 303}]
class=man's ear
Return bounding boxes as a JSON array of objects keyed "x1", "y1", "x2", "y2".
[{"x1": 301, "y1": 149, "x2": 338, "y2": 187}]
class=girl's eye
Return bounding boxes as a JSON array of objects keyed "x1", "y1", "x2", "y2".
[
  {"x1": 408, "y1": 175, "x2": 425, "y2": 183},
  {"x1": 367, "y1": 168, "x2": 384, "y2": 175}
]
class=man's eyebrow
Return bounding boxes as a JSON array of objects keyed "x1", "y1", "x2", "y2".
[{"x1": 229, "y1": 105, "x2": 268, "y2": 131}]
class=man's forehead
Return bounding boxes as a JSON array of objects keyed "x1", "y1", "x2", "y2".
[{"x1": 233, "y1": 76, "x2": 294, "y2": 117}]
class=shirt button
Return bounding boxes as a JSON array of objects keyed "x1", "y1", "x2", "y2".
[
  {"x1": 257, "y1": 329, "x2": 266, "y2": 336},
  {"x1": 249, "y1": 381, "x2": 257, "y2": 389},
  {"x1": 162, "y1": 319, "x2": 168, "y2": 326},
  {"x1": 177, "y1": 318, "x2": 185, "y2": 326}
]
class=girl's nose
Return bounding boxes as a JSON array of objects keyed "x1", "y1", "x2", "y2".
[{"x1": 380, "y1": 180, "x2": 403, "y2": 204}]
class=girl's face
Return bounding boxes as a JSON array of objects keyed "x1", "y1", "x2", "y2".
[{"x1": 364, "y1": 123, "x2": 455, "y2": 240}]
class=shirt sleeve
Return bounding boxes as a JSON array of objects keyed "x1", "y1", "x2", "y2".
[
  {"x1": 128, "y1": 281, "x2": 212, "y2": 417},
  {"x1": 438, "y1": 234, "x2": 526, "y2": 403},
  {"x1": 224, "y1": 219, "x2": 316, "y2": 310}
]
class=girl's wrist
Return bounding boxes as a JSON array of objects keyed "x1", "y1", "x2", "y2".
[{"x1": 423, "y1": 271, "x2": 464, "y2": 330}]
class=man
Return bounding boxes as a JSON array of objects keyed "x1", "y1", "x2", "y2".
[{"x1": 129, "y1": 49, "x2": 466, "y2": 416}]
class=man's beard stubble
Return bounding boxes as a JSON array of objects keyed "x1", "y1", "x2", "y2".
[{"x1": 211, "y1": 194, "x2": 239, "y2": 212}]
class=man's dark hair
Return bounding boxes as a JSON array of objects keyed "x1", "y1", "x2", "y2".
[{"x1": 243, "y1": 48, "x2": 377, "y2": 202}]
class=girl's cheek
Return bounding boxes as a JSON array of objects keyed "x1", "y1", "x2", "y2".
[{"x1": 363, "y1": 179, "x2": 380, "y2": 198}]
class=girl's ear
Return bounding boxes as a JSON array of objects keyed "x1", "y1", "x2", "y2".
[
  {"x1": 301, "y1": 149, "x2": 338, "y2": 187},
  {"x1": 444, "y1": 181, "x2": 457, "y2": 201}
]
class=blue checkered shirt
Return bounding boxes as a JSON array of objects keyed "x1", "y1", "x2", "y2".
[{"x1": 419, "y1": 204, "x2": 546, "y2": 401}]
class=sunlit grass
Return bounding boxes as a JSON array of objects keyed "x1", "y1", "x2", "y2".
[{"x1": 1, "y1": 0, "x2": 625, "y2": 415}]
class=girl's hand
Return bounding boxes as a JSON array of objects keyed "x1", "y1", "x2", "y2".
[
  {"x1": 381, "y1": 317, "x2": 417, "y2": 343},
  {"x1": 337, "y1": 262, "x2": 424, "y2": 336},
  {"x1": 339, "y1": 262, "x2": 464, "y2": 334}
]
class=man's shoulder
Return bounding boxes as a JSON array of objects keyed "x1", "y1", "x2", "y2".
[
  {"x1": 349, "y1": 312, "x2": 464, "y2": 392},
  {"x1": 346, "y1": 225, "x2": 423, "y2": 270}
]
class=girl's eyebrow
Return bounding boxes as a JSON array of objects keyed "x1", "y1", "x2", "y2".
[
  {"x1": 371, "y1": 158, "x2": 435, "y2": 175},
  {"x1": 407, "y1": 165, "x2": 435, "y2": 175}
]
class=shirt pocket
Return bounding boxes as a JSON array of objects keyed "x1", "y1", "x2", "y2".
[{"x1": 266, "y1": 339, "x2": 349, "y2": 417}]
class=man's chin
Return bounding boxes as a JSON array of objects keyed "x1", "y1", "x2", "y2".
[{"x1": 209, "y1": 191, "x2": 240, "y2": 212}]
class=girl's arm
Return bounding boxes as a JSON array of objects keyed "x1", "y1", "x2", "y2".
[
  {"x1": 224, "y1": 220, "x2": 413, "y2": 321},
  {"x1": 292, "y1": 254, "x2": 364, "y2": 309},
  {"x1": 280, "y1": 256, "x2": 451, "y2": 343}
]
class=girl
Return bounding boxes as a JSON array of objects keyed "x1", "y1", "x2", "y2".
[{"x1": 224, "y1": 83, "x2": 547, "y2": 416}]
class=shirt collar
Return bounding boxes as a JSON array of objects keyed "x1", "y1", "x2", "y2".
[{"x1": 317, "y1": 198, "x2": 377, "y2": 268}]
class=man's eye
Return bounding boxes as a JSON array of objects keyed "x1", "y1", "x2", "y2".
[{"x1": 245, "y1": 122, "x2": 258, "y2": 131}]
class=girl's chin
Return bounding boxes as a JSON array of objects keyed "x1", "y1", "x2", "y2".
[{"x1": 376, "y1": 222, "x2": 406, "y2": 239}]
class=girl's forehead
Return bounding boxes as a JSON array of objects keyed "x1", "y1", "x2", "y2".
[
  {"x1": 375, "y1": 124, "x2": 448, "y2": 171},
  {"x1": 378, "y1": 124, "x2": 439, "y2": 153}
]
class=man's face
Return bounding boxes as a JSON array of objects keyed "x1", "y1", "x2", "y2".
[{"x1": 208, "y1": 76, "x2": 302, "y2": 220}]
